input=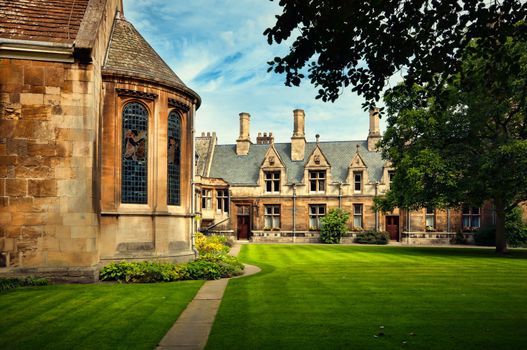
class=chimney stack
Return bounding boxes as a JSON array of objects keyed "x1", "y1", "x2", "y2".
[
  {"x1": 236, "y1": 112, "x2": 251, "y2": 155},
  {"x1": 367, "y1": 108, "x2": 381, "y2": 151},
  {"x1": 291, "y1": 109, "x2": 306, "y2": 161}
]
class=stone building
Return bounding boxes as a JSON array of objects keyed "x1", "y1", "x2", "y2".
[
  {"x1": 195, "y1": 110, "x2": 497, "y2": 244},
  {"x1": 0, "y1": 0, "x2": 200, "y2": 280}
]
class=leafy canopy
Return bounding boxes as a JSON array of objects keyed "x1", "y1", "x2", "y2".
[
  {"x1": 374, "y1": 36, "x2": 527, "y2": 252},
  {"x1": 265, "y1": 0, "x2": 527, "y2": 107}
]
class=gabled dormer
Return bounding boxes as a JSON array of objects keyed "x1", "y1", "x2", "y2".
[
  {"x1": 304, "y1": 138, "x2": 331, "y2": 193},
  {"x1": 347, "y1": 144, "x2": 369, "y2": 194},
  {"x1": 259, "y1": 144, "x2": 286, "y2": 194},
  {"x1": 381, "y1": 160, "x2": 395, "y2": 189}
]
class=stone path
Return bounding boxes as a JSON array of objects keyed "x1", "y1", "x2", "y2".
[{"x1": 156, "y1": 242, "x2": 259, "y2": 350}]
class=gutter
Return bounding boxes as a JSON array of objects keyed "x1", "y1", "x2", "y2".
[{"x1": 0, "y1": 38, "x2": 74, "y2": 63}]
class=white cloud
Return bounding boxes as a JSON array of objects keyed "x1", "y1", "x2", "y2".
[{"x1": 123, "y1": 0, "x2": 382, "y2": 144}]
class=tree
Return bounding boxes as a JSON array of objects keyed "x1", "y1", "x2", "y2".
[
  {"x1": 375, "y1": 37, "x2": 527, "y2": 254},
  {"x1": 319, "y1": 208, "x2": 350, "y2": 244},
  {"x1": 264, "y1": 0, "x2": 527, "y2": 107}
]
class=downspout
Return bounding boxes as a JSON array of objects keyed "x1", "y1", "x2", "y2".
[
  {"x1": 338, "y1": 182, "x2": 342, "y2": 209},
  {"x1": 407, "y1": 209, "x2": 411, "y2": 244},
  {"x1": 373, "y1": 181, "x2": 379, "y2": 231},
  {"x1": 292, "y1": 183, "x2": 297, "y2": 243},
  {"x1": 190, "y1": 102, "x2": 198, "y2": 258},
  {"x1": 447, "y1": 208, "x2": 451, "y2": 233}
]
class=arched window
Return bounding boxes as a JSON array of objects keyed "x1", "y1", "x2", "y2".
[
  {"x1": 168, "y1": 110, "x2": 181, "y2": 205},
  {"x1": 122, "y1": 102, "x2": 148, "y2": 204}
]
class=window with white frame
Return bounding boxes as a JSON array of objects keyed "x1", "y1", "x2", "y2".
[
  {"x1": 264, "y1": 171, "x2": 280, "y2": 193},
  {"x1": 216, "y1": 189, "x2": 229, "y2": 213},
  {"x1": 264, "y1": 205, "x2": 280, "y2": 229},
  {"x1": 425, "y1": 207, "x2": 435, "y2": 229},
  {"x1": 309, "y1": 170, "x2": 326, "y2": 192},
  {"x1": 202, "y1": 189, "x2": 212, "y2": 209},
  {"x1": 353, "y1": 204, "x2": 363, "y2": 229},
  {"x1": 309, "y1": 204, "x2": 326, "y2": 229},
  {"x1": 353, "y1": 171, "x2": 362, "y2": 193},
  {"x1": 462, "y1": 206, "x2": 480, "y2": 229}
]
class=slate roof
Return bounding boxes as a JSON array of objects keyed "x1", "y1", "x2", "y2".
[
  {"x1": 103, "y1": 16, "x2": 200, "y2": 105},
  {"x1": 195, "y1": 135, "x2": 216, "y2": 177},
  {"x1": 208, "y1": 141, "x2": 385, "y2": 185},
  {"x1": 0, "y1": 0, "x2": 90, "y2": 44}
]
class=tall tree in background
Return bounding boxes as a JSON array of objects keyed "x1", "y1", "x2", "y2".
[
  {"x1": 265, "y1": 0, "x2": 527, "y2": 107},
  {"x1": 375, "y1": 38, "x2": 527, "y2": 253}
]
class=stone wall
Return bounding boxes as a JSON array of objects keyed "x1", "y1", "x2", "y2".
[{"x1": 0, "y1": 58, "x2": 99, "y2": 269}]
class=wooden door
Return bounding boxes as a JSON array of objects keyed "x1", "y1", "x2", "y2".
[
  {"x1": 237, "y1": 205, "x2": 250, "y2": 240},
  {"x1": 385, "y1": 216, "x2": 399, "y2": 241},
  {"x1": 237, "y1": 216, "x2": 249, "y2": 239}
]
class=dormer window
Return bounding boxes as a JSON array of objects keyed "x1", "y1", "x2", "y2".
[
  {"x1": 388, "y1": 170, "x2": 395, "y2": 186},
  {"x1": 265, "y1": 171, "x2": 280, "y2": 193},
  {"x1": 353, "y1": 171, "x2": 362, "y2": 193},
  {"x1": 309, "y1": 170, "x2": 326, "y2": 193}
]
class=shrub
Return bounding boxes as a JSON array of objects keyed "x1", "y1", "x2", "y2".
[
  {"x1": 99, "y1": 261, "x2": 183, "y2": 283},
  {"x1": 0, "y1": 277, "x2": 48, "y2": 292},
  {"x1": 474, "y1": 207, "x2": 527, "y2": 247},
  {"x1": 355, "y1": 230, "x2": 390, "y2": 245},
  {"x1": 319, "y1": 208, "x2": 350, "y2": 244},
  {"x1": 195, "y1": 232, "x2": 230, "y2": 254},
  {"x1": 99, "y1": 255, "x2": 244, "y2": 283}
]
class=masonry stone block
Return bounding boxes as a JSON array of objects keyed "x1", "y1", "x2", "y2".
[
  {"x1": 44, "y1": 67, "x2": 65, "y2": 87},
  {"x1": 6, "y1": 178, "x2": 27, "y2": 196},
  {"x1": 20, "y1": 93, "x2": 44, "y2": 105},
  {"x1": 24, "y1": 66, "x2": 44, "y2": 86},
  {"x1": 28, "y1": 179, "x2": 57, "y2": 197}
]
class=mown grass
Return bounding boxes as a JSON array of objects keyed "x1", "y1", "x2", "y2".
[
  {"x1": 207, "y1": 245, "x2": 527, "y2": 350},
  {"x1": 0, "y1": 280, "x2": 203, "y2": 350}
]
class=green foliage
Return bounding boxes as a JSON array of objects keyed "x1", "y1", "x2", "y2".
[
  {"x1": 474, "y1": 207, "x2": 527, "y2": 247},
  {"x1": 195, "y1": 232, "x2": 230, "y2": 255},
  {"x1": 319, "y1": 208, "x2": 350, "y2": 244},
  {"x1": 99, "y1": 254, "x2": 244, "y2": 283},
  {"x1": 0, "y1": 277, "x2": 48, "y2": 292},
  {"x1": 265, "y1": 1, "x2": 526, "y2": 106},
  {"x1": 377, "y1": 37, "x2": 527, "y2": 252},
  {"x1": 354, "y1": 230, "x2": 391, "y2": 245}
]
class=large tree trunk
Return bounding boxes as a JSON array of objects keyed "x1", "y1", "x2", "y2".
[{"x1": 495, "y1": 198, "x2": 508, "y2": 254}]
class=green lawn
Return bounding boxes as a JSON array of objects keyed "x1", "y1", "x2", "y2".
[
  {"x1": 206, "y1": 244, "x2": 527, "y2": 350},
  {"x1": 0, "y1": 280, "x2": 203, "y2": 350}
]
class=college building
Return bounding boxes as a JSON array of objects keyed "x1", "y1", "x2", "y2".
[
  {"x1": 0, "y1": 0, "x2": 200, "y2": 280},
  {"x1": 195, "y1": 109, "x2": 497, "y2": 244}
]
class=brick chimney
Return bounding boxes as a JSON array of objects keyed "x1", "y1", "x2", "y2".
[
  {"x1": 291, "y1": 109, "x2": 306, "y2": 161},
  {"x1": 367, "y1": 108, "x2": 381, "y2": 151},
  {"x1": 236, "y1": 112, "x2": 251, "y2": 155},
  {"x1": 257, "y1": 132, "x2": 274, "y2": 144}
]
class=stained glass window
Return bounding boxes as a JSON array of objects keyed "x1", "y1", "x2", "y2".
[
  {"x1": 168, "y1": 110, "x2": 181, "y2": 205},
  {"x1": 122, "y1": 102, "x2": 148, "y2": 204}
]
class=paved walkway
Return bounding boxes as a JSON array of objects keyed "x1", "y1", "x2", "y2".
[{"x1": 156, "y1": 242, "x2": 259, "y2": 350}]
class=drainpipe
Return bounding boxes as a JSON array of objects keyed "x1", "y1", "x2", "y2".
[
  {"x1": 373, "y1": 181, "x2": 379, "y2": 231},
  {"x1": 407, "y1": 209, "x2": 411, "y2": 244},
  {"x1": 190, "y1": 102, "x2": 198, "y2": 258},
  {"x1": 447, "y1": 208, "x2": 451, "y2": 233},
  {"x1": 292, "y1": 183, "x2": 297, "y2": 243},
  {"x1": 338, "y1": 182, "x2": 343, "y2": 209}
]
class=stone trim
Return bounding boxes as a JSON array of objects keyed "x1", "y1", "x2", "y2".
[
  {"x1": 168, "y1": 98, "x2": 190, "y2": 112},
  {"x1": 115, "y1": 88, "x2": 158, "y2": 100}
]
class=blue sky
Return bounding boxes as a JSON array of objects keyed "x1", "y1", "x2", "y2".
[{"x1": 123, "y1": 0, "x2": 387, "y2": 144}]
